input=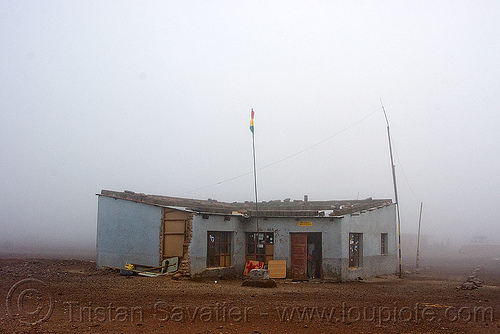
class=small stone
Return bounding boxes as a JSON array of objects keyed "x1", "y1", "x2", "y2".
[{"x1": 461, "y1": 282, "x2": 477, "y2": 290}]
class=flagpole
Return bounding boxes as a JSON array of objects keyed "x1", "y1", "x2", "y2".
[{"x1": 250, "y1": 108, "x2": 259, "y2": 232}]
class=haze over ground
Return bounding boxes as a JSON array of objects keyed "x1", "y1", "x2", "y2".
[{"x1": 1, "y1": 2, "x2": 499, "y2": 259}]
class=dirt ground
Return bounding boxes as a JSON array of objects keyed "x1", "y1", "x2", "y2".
[{"x1": 1, "y1": 256, "x2": 499, "y2": 333}]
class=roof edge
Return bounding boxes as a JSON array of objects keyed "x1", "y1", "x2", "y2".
[{"x1": 97, "y1": 190, "x2": 393, "y2": 217}]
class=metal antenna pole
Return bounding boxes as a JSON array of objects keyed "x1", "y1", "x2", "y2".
[
  {"x1": 416, "y1": 202, "x2": 423, "y2": 269},
  {"x1": 381, "y1": 101, "x2": 403, "y2": 278},
  {"x1": 251, "y1": 108, "x2": 259, "y2": 232}
]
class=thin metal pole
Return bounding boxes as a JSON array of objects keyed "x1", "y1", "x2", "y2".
[
  {"x1": 416, "y1": 202, "x2": 423, "y2": 269},
  {"x1": 381, "y1": 102, "x2": 402, "y2": 278},
  {"x1": 251, "y1": 108, "x2": 259, "y2": 232}
]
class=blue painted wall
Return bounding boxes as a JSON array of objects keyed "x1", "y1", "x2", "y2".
[
  {"x1": 187, "y1": 204, "x2": 397, "y2": 281},
  {"x1": 96, "y1": 196, "x2": 162, "y2": 268},
  {"x1": 189, "y1": 215, "x2": 244, "y2": 276},
  {"x1": 95, "y1": 195, "x2": 396, "y2": 281},
  {"x1": 339, "y1": 204, "x2": 398, "y2": 280}
]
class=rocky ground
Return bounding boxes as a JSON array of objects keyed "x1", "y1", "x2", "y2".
[{"x1": 0, "y1": 256, "x2": 499, "y2": 333}]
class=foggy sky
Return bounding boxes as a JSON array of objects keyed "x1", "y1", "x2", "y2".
[{"x1": 1, "y1": 1, "x2": 499, "y2": 256}]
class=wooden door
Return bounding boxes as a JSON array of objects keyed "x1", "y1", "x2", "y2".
[
  {"x1": 162, "y1": 209, "x2": 191, "y2": 260},
  {"x1": 291, "y1": 233, "x2": 307, "y2": 279}
]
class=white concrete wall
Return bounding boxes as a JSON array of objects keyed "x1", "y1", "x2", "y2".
[
  {"x1": 188, "y1": 204, "x2": 397, "y2": 280},
  {"x1": 189, "y1": 215, "x2": 246, "y2": 276},
  {"x1": 340, "y1": 204, "x2": 398, "y2": 280},
  {"x1": 96, "y1": 197, "x2": 397, "y2": 281},
  {"x1": 96, "y1": 196, "x2": 162, "y2": 269},
  {"x1": 255, "y1": 217, "x2": 343, "y2": 280},
  {"x1": 188, "y1": 215, "x2": 344, "y2": 278}
]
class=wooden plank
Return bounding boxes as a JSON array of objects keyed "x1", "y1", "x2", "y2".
[
  {"x1": 163, "y1": 234, "x2": 184, "y2": 257},
  {"x1": 268, "y1": 260, "x2": 287, "y2": 279},
  {"x1": 164, "y1": 210, "x2": 192, "y2": 220},
  {"x1": 265, "y1": 244, "x2": 274, "y2": 256},
  {"x1": 163, "y1": 220, "x2": 186, "y2": 233}
]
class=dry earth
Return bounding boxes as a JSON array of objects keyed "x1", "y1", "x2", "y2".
[{"x1": 1, "y1": 256, "x2": 499, "y2": 333}]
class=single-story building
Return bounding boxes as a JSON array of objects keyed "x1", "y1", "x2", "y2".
[{"x1": 96, "y1": 190, "x2": 397, "y2": 281}]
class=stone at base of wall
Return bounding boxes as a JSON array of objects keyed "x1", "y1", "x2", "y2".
[
  {"x1": 194, "y1": 267, "x2": 239, "y2": 279},
  {"x1": 172, "y1": 271, "x2": 192, "y2": 280},
  {"x1": 249, "y1": 269, "x2": 270, "y2": 280}
]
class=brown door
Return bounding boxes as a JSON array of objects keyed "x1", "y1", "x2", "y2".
[
  {"x1": 162, "y1": 209, "x2": 191, "y2": 261},
  {"x1": 291, "y1": 233, "x2": 308, "y2": 279}
]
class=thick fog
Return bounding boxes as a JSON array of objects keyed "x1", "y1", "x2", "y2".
[{"x1": 1, "y1": 1, "x2": 499, "y2": 258}]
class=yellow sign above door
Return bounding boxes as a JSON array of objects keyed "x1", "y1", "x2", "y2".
[{"x1": 298, "y1": 221, "x2": 313, "y2": 226}]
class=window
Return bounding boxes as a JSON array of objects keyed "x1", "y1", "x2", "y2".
[
  {"x1": 381, "y1": 233, "x2": 388, "y2": 255},
  {"x1": 207, "y1": 231, "x2": 232, "y2": 267},
  {"x1": 246, "y1": 232, "x2": 274, "y2": 264},
  {"x1": 349, "y1": 233, "x2": 363, "y2": 268}
]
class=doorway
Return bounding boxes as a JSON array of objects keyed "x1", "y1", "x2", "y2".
[{"x1": 290, "y1": 232, "x2": 322, "y2": 279}]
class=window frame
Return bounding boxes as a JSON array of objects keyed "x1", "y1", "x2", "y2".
[
  {"x1": 381, "y1": 233, "x2": 389, "y2": 255},
  {"x1": 349, "y1": 233, "x2": 363, "y2": 268},
  {"x1": 245, "y1": 232, "x2": 274, "y2": 264},
  {"x1": 206, "y1": 231, "x2": 232, "y2": 268}
]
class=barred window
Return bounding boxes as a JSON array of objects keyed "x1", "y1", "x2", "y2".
[
  {"x1": 207, "y1": 231, "x2": 232, "y2": 267},
  {"x1": 349, "y1": 233, "x2": 363, "y2": 268},
  {"x1": 245, "y1": 232, "x2": 274, "y2": 264},
  {"x1": 381, "y1": 233, "x2": 388, "y2": 255}
]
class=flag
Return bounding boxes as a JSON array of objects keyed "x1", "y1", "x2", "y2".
[{"x1": 249, "y1": 108, "x2": 254, "y2": 133}]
